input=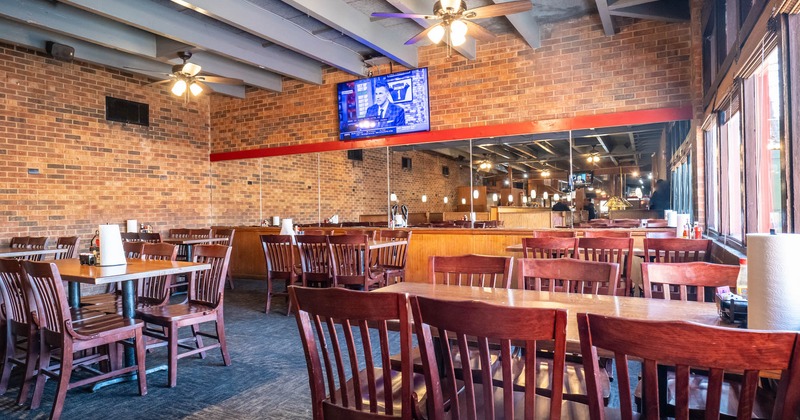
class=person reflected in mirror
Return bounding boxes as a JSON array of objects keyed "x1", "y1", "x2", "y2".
[
  {"x1": 365, "y1": 81, "x2": 405, "y2": 128},
  {"x1": 583, "y1": 198, "x2": 597, "y2": 220},
  {"x1": 552, "y1": 197, "x2": 571, "y2": 211},
  {"x1": 648, "y1": 179, "x2": 670, "y2": 217}
]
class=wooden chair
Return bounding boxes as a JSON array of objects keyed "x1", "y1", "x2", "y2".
[
  {"x1": 189, "y1": 228, "x2": 212, "y2": 239},
  {"x1": 577, "y1": 313, "x2": 800, "y2": 419},
  {"x1": 290, "y1": 286, "x2": 424, "y2": 420},
  {"x1": 643, "y1": 238, "x2": 712, "y2": 262},
  {"x1": 375, "y1": 230, "x2": 411, "y2": 285},
  {"x1": 0, "y1": 258, "x2": 37, "y2": 405},
  {"x1": 123, "y1": 241, "x2": 145, "y2": 258},
  {"x1": 645, "y1": 230, "x2": 677, "y2": 238},
  {"x1": 428, "y1": 254, "x2": 513, "y2": 288},
  {"x1": 12, "y1": 237, "x2": 49, "y2": 261},
  {"x1": 532, "y1": 230, "x2": 577, "y2": 238},
  {"x1": 213, "y1": 228, "x2": 236, "y2": 290},
  {"x1": 578, "y1": 237, "x2": 633, "y2": 296},
  {"x1": 642, "y1": 262, "x2": 739, "y2": 302},
  {"x1": 55, "y1": 236, "x2": 80, "y2": 259},
  {"x1": 140, "y1": 232, "x2": 162, "y2": 243},
  {"x1": 168, "y1": 228, "x2": 191, "y2": 261},
  {"x1": 345, "y1": 229, "x2": 377, "y2": 240},
  {"x1": 260, "y1": 234, "x2": 300, "y2": 315},
  {"x1": 518, "y1": 258, "x2": 620, "y2": 295},
  {"x1": 135, "y1": 244, "x2": 232, "y2": 387},
  {"x1": 9, "y1": 237, "x2": 29, "y2": 249},
  {"x1": 120, "y1": 232, "x2": 141, "y2": 242},
  {"x1": 411, "y1": 295, "x2": 571, "y2": 419},
  {"x1": 583, "y1": 230, "x2": 632, "y2": 238},
  {"x1": 296, "y1": 235, "x2": 334, "y2": 288},
  {"x1": 21, "y1": 260, "x2": 147, "y2": 419},
  {"x1": 521, "y1": 237, "x2": 579, "y2": 259},
  {"x1": 327, "y1": 234, "x2": 384, "y2": 290}
]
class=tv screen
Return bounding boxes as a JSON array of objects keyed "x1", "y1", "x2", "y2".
[
  {"x1": 571, "y1": 171, "x2": 594, "y2": 188},
  {"x1": 337, "y1": 68, "x2": 430, "y2": 140}
]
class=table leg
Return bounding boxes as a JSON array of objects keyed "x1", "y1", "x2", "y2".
[
  {"x1": 68, "y1": 282, "x2": 81, "y2": 308},
  {"x1": 92, "y1": 279, "x2": 140, "y2": 392}
]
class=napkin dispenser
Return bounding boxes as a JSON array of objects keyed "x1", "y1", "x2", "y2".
[{"x1": 715, "y1": 287, "x2": 748, "y2": 326}]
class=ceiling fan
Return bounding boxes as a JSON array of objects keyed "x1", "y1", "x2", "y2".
[
  {"x1": 371, "y1": 0, "x2": 533, "y2": 48},
  {"x1": 128, "y1": 51, "x2": 244, "y2": 101}
]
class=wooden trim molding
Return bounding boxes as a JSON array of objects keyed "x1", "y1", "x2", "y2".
[{"x1": 209, "y1": 106, "x2": 693, "y2": 162}]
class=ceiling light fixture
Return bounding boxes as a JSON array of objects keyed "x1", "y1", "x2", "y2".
[
  {"x1": 541, "y1": 170, "x2": 550, "y2": 178},
  {"x1": 478, "y1": 159, "x2": 493, "y2": 172},
  {"x1": 586, "y1": 154, "x2": 600, "y2": 163}
]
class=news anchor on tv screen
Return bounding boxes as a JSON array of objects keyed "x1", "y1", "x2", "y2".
[{"x1": 337, "y1": 68, "x2": 430, "y2": 140}]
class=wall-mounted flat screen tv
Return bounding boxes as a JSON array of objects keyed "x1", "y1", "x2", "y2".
[
  {"x1": 571, "y1": 171, "x2": 594, "y2": 188},
  {"x1": 337, "y1": 68, "x2": 430, "y2": 140}
]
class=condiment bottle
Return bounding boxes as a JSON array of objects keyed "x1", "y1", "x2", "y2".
[
  {"x1": 735, "y1": 258, "x2": 748, "y2": 299},
  {"x1": 682, "y1": 223, "x2": 689, "y2": 238},
  {"x1": 693, "y1": 222, "x2": 702, "y2": 239}
]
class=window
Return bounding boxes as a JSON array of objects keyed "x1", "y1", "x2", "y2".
[
  {"x1": 704, "y1": 123, "x2": 720, "y2": 232},
  {"x1": 723, "y1": 111, "x2": 743, "y2": 241},
  {"x1": 745, "y1": 48, "x2": 784, "y2": 232},
  {"x1": 671, "y1": 157, "x2": 692, "y2": 216}
]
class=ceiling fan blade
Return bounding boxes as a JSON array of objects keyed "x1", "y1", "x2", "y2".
[
  {"x1": 193, "y1": 81, "x2": 213, "y2": 94},
  {"x1": 145, "y1": 79, "x2": 174, "y2": 86},
  {"x1": 182, "y1": 62, "x2": 202, "y2": 77},
  {"x1": 463, "y1": 20, "x2": 496, "y2": 41},
  {"x1": 370, "y1": 12, "x2": 435, "y2": 21},
  {"x1": 405, "y1": 22, "x2": 445, "y2": 45},
  {"x1": 196, "y1": 75, "x2": 244, "y2": 85},
  {"x1": 464, "y1": 1, "x2": 533, "y2": 19}
]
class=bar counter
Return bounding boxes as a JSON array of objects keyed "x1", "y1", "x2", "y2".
[{"x1": 216, "y1": 225, "x2": 721, "y2": 284}]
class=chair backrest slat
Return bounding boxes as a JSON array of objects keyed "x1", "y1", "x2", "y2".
[
  {"x1": 641, "y1": 262, "x2": 739, "y2": 302},
  {"x1": 290, "y1": 287, "x2": 413, "y2": 419},
  {"x1": 296, "y1": 235, "x2": 333, "y2": 286},
  {"x1": 577, "y1": 313, "x2": 800, "y2": 419},
  {"x1": 55, "y1": 236, "x2": 80, "y2": 259},
  {"x1": 0, "y1": 259, "x2": 33, "y2": 325},
  {"x1": 189, "y1": 244, "x2": 231, "y2": 307},
  {"x1": 578, "y1": 237, "x2": 633, "y2": 295},
  {"x1": 139, "y1": 242, "x2": 178, "y2": 304},
  {"x1": 412, "y1": 296, "x2": 567, "y2": 420},
  {"x1": 260, "y1": 235, "x2": 296, "y2": 274},
  {"x1": 518, "y1": 257, "x2": 620, "y2": 294},
  {"x1": 428, "y1": 254, "x2": 513, "y2": 289},
  {"x1": 375, "y1": 230, "x2": 411, "y2": 268}
]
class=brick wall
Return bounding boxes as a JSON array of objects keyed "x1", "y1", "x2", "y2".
[
  {"x1": 210, "y1": 14, "x2": 694, "y2": 153},
  {"x1": 0, "y1": 42, "x2": 211, "y2": 247}
]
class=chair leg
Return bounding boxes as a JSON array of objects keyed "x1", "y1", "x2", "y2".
[
  {"x1": 191, "y1": 325, "x2": 206, "y2": 359},
  {"x1": 264, "y1": 277, "x2": 272, "y2": 314},
  {"x1": 226, "y1": 266, "x2": 234, "y2": 290},
  {"x1": 0, "y1": 331, "x2": 15, "y2": 394},
  {"x1": 134, "y1": 329, "x2": 147, "y2": 396},
  {"x1": 49, "y1": 343, "x2": 73, "y2": 420},
  {"x1": 285, "y1": 280, "x2": 293, "y2": 316},
  {"x1": 30, "y1": 342, "x2": 52, "y2": 410},
  {"x1": 216, "y1": 311, "x2": 231, "y2": 366},
  {"x1": 168, "y1": 323, "x2": 178, "y2": 388},
  {"x1": 17, "y1": 330, "x2": 38, "y2": 406}
]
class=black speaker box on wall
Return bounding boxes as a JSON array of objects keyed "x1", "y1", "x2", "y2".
[{"x1": 46, "y1": 41, "x2": 75, "y2": 62}]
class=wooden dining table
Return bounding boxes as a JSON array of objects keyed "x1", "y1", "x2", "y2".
[
  {"x1": 53, "y1": 258, "x2": 211, "y2": 382},
  {"x1": 0, "y1": 246, "x2": 68, "y2": 259},
  {"x1": 375, "y1": 282, "x2": 723, "y2": 354}
]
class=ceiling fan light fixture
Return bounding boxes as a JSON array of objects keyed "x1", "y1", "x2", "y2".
[
  {"x1": 450, "y1": 32, "x2": 467, "y2": 47},
  {"x1": 450, "y1": 19, "x2": 468, "y2": 37},
  {"x1": 189, "y1": 82, "x2": 203, "y2": 96},
  {"x1": 171, "y1": 79, "x2": 187, "y2": 96},
  {"x1": 428, "y1": 25, "x2": 446, "y2": 44}
]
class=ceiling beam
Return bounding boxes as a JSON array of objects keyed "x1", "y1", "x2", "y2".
[
  {"x1": 492, "y1": 0, "x2": 540, "y2": 49},
  {"x1": 386, "y1": 0, "x2": 476, "y2": 60},
  {"x1": 595, "y1": 136, "x2": 619, "y2": 165},
  {"x1": 595, "y1": 0, "x2": 616, "y2": 36},
  {"x1": 610, "y1": 3, "x2": 690, "y2": 22},
  {"x1": 0, "y1": 0, "x2": 279, "y2": 91},
  {"x1": 281, "y1": 0, "x2": 418, "y2": 68},
  {"x1": 170, "y1": 0, "x2": 367, "y2": 76},
  {"x1": 607, "y1": 0, "x2": 659, "y2": 11},
  {"x1": 183, "y1": 51, "x2": 283, "y2": 92},
  {"x1": 628, "y1": 132, "x2": 639, "y2": 167},
  {"x1": 0, "y1": 18, "x2": 245, "y2": 98},
  {"x1": 59, "y1": 0, "x2": 322, "y2": 84}
]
